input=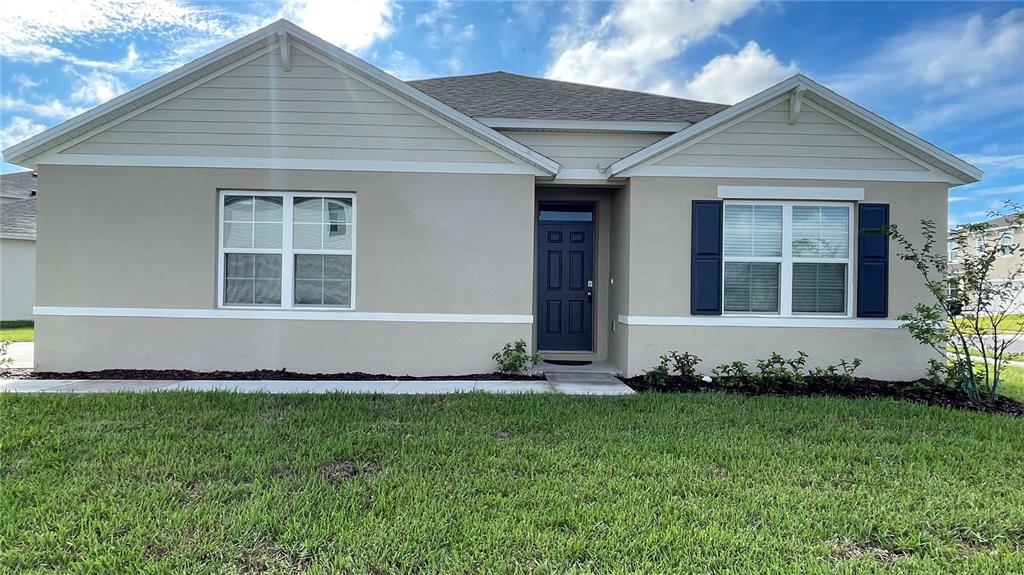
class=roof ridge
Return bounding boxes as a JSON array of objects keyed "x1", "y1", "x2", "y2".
[{"x1": 410, "y1": 70, "x2": 727, "y2": 107}]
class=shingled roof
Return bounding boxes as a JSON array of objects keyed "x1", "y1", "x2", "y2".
[
  {"x1": 0, "y1": 198, "x2": 36, "y2": 240},
  {"x1": 0, "y1": 170, "x2": 36, "y2": 200},
  {"x1": 408, "y1": 71, "x2": 729, "y2": 124}
]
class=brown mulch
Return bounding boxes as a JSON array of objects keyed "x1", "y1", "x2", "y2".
[
  {"x1": 2, "y1": 368, "x2": 543, "y2": 381},
  {"x1": 622, "y1": 375, "x2": 1024, "y2": 417}
]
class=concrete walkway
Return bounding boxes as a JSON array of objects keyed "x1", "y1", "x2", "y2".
[
  {"x1": 3, "y1": 342, "x2": 33, "y2": 369},
  {"x1": 0, "y1": 377, "x2": 635, "y2": 395}
]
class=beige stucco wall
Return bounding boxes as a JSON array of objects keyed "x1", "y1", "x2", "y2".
[
  {"x1": 619, "y1": 176, "x2": 948, "y2": 378},
  {"x1": 35, "y1": 165, "x2": 535, "y2": 373},
  {"x1": 0, "y1": 238, "x2": 35, "y2": 321}
]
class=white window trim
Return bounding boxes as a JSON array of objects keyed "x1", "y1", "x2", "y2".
[
  {"x1": 218, "y1": 190, "x2": 357, "y2": 311},
  {"x1": 722, "y1": 200, "x2": 854, "y2": 318}
]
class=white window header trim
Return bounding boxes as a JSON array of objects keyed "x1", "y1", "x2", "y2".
[{"x1": 718, "y1": 186, "x2": 865, "y2": 201}]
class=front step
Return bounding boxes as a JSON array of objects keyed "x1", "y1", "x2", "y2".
[{"x1": 543, "y1": 372, "x2": 634, "y2": 395}]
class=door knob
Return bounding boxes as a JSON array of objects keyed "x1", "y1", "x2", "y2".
[{"x1": 587, "y1": 291, "x2": 593, "y2": 302}]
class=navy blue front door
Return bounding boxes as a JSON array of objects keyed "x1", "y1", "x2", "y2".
[{"x1": 537, "y1": 207, "x2": 595, "y2": 351}]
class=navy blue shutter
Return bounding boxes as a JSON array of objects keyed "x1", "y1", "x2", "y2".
[
  {"x1": 691, "y1": 200, "x2": 723, "y2": 315},
  {"x1": 857, "y1": 203, "x2": 889, "y2": 318}
]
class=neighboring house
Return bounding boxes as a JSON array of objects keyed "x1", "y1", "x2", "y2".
[
  {"x1": 1, "y1": 20, "x2": 981, "y2": 378},
  {"x1": 949, "y1": 212, "x2": 1024, "y2": 312},
  {"x1": 0, "y1": 171, "x2": 37, "y2": 321}
]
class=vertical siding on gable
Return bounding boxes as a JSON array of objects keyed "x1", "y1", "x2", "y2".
[
  {"x1": 503, "y1": 131, "x2": 667, "y2": 169},
  {"x1": 62, "y1": 48, "x2": 512, "y2": 165},
  {"x1": 653, "y1": 100, "x2": 927, "y2": 172}
]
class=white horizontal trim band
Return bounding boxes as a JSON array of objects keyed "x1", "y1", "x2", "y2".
[
  {"x1": 717, "y1": 185, "x2": 864, "y2": 201},
  {"x1": 482, "y1": 117, "x2": 688, "y2": 133},
  {"x1": 0, "y1": 234, "x2": 36, "y2": 241},
  {"x1": 618, "y1": 314, "x2": 903, "y2": 329},
  {"x1": 34, "y1": 306, "x2": 533, "y2": 324},
  {"x1": 35, "y1": 154, "x2": 542, "y2": 175},
  {"x1": 622, "y1": 165, "x2": 958, "y2": 183}
]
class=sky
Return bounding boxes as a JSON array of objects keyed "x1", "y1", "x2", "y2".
[{"x1": 0, "y1": 0, "x2": 1021, "y2": 226}]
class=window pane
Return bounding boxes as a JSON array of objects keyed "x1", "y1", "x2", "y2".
[
  {"x1": 325, "y1": 198, "x2": 352, "y2": 224},
  {"x1": 254, "y1": 196, "x2": 283, "y2": 221},
  {"x1": 793, "y1": 263, "x2": 846, "y2": 314},
  {"x1": 793, "y1": 206, "x2": 849, "y2": 258},
  {"x1": 224, "y1": 253, "x2": 280, "y2": 305},
  {"x1": 724, "y1": 204, "x2": 782, "y2": 257},
  {"x1": 253, "y1": 223, "x2": 282, "y2": 248},
  {"x1": 293, "y1": 254, "x2": 352, "y2": 307},
  {"x1": 223, "y1": 195, "x2": 253, "y2": 221},
  {"x1": 223, "y1": 221, "x2": 253, "y2": 248},
  {"x1": 724, "y1": 262, "x2": 779, "y2": 313},
  {"x1": 294, "y1": 197, "x2": 323, "y2": 223},
  {"x1": 293, "y1": 223, "x2": 322, "y2": 249},
  {"x1": 323, "y1": 223, "x2": 351, "y2": 250}
]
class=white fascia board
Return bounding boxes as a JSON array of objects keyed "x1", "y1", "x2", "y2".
[
  {"x1": 34, "y1": 154, "x2": 540, "y2": 175},
  {"x1": 718, "y1": 185, "x2": 865, "y2": 201},
  {"x1": 608, "y1": 74, "x2": 982, "y2": 184},
  {"x1": 0, "y1": 234, "x2": 35, "y2": 241},
  {"x1": 622, "y1": 165, "x2": 959, "y2": 184},
  {"x1": 481, "y1": 117, "x2": 688, "y2": 133}
]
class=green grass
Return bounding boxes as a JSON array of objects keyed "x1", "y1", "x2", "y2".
[
  {"x1": 2, "y1": 393, "x2": 1022, "y2": 574},
  {"x1": 956, "y1": 313, "x2": 1024, "y2": 334},
  {"x1": 0, "y1": 320, "x2": 33, "y2": 342},
  {"x1": 998, "y1": 365, "x2": 1024, "y2": 400}
]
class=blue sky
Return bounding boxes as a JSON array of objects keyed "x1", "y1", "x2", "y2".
[{"x1": 1, "y1": 0, "x2": 1021, "y2": 226}]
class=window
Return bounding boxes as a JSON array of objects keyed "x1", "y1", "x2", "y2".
[
  {"x1": 1000, "y1": 232, "x2": 1014, "y2": 256},
  {"x1": 723, "y1": 202, "x2": 852, "y2": 316},
  {"x1": 219, "y1": 191, "x2": 355, "y2": 309}
]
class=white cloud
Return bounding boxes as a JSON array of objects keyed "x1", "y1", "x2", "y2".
[
  {"x1": 280, "y1": 0, "x2": 397, "y2": 54},
  {"x1": 961, "y1": 154, "x2": 1024, "y2": 172},
  {"x1": 949, "y1": 196, "x2": 969, "y2": 203},
  {"x1": 0, "y1": 95, "x2": 87, "y2": 120},
  {"x1": 0, "y1": 116, "x2": 48, "y2": 149},
  {"x1": 10, "y1": 74, "x2": 43, "y2": 94},
  {"x1": 416, "y1": 0, "x2": 454, "y2": 27},
  {"x1": 67, "y1": 69, "x2": 127, "y2": 105},
  {"x1": 545, "y1": 0, "x2": 758, "y2": 94},
  {"x1": 0, "y1": 0, "x2": 251, "y2": 67},
  {"x1": 682, "y1": 41, "x2": 796, "y2": 104}
]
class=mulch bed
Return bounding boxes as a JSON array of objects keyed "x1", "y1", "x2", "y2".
[
  {"x1": 1, "y1": 368, "x2": 544, "y2": 381},
  {"x1": 622, "y1": 375, "x2": 1024, "y2": 417}
]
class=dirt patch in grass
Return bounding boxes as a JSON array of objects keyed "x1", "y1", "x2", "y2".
[
  {"x1": 319, "y1": 459, "x2": 378, "y2": 486},
  {"x1": 11, "y1": 368, "x2": 543, "y2": 381},
  {"x1": 827, "y1": 537, "x2": 908, "y2": 563},
  {"x1": 622, "y1": 375, "x2": 1024, "y2": 417}
]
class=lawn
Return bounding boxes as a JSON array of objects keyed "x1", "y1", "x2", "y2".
[
  {"x1": 0, "y1": 320, "x2": 33, "y2": 342},
  {"x1": 2, "y1": 393, "x2": 1022, "y2": 574}
]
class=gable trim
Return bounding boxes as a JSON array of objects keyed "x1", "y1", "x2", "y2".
[
  {"x1": 608, "y1": 74, "x2": 981, "y2": 184},
  {"x1": 3, "y1": 20, "x2": 561, "y2": 176}
]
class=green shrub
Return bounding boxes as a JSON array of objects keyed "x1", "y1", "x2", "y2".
[
  {"x1": 665, "y1": 351, "x2": 701, "y2": 379},
  {"x1": 492, "y1": 340, "x2": 542, "y2": 375},
  {"x1": 643, "y1": 356, "x2": 671, "y2": 387},
  {"x1": 808, "y1": 358, "x2": 862, "y2": 385},
  {"x1": 755, "y1": 351, "x2": 807, "y2": 387},
  {"x1": 710, "y1": 361, "x2": 751, "y2": 387}
]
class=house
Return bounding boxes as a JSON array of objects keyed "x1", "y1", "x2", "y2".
[
  {"x1": 949, "y1": 212, "x2": 1024, "y2": 312},
  {"x1": 0, "y1": 171, "x2": 37, "y2": 322},
  {"x1": 1, "y1": 20, "x2": 981, "y2": 378}
]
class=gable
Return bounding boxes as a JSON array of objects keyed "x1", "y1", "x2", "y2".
[
  {"x1": 4, "y1": 20, "x2": 559, "y2": 176},
  {"x1": 652, "y1": 98, "x2": 928, "y2": 172},
  {"x1": 59, "y1": 46, "x2": 518, "y2": 168},
  {"x1": 609, "y1": 75, "x2": 981, "y2": 185}
]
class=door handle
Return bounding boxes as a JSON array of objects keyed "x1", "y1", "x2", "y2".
[{"x1": 587, "y1": 291, "x2": 593, "y2": 302}]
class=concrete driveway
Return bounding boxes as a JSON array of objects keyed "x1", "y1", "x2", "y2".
[{"x1": 3, "y1": 341, "x2": 32, "y2": 369}]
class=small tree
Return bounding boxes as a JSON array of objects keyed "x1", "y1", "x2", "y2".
[{"x1": 885, "y1": 202, "x2": 1024, "y2": 402}]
